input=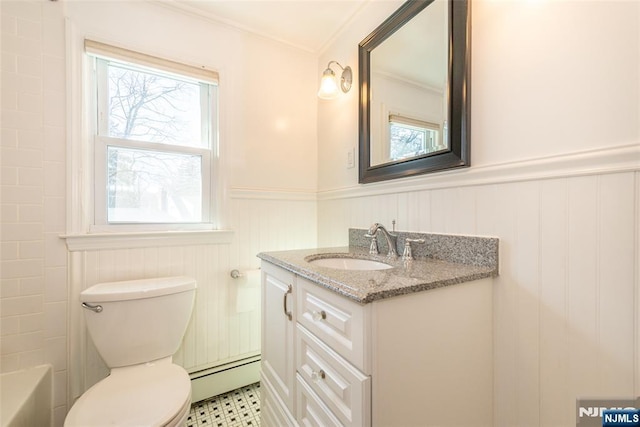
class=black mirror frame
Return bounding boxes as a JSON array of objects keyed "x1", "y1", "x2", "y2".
[{"x1": 358, "y1": 0, "x2": 470, "y2": 184}]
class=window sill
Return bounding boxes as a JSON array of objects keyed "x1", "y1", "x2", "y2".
[{"x1": 60, "y1": 229, "x2": 234, "y2": 252}]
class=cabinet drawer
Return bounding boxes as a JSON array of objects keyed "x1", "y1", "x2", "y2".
[
  {"x1": 296, "y1": 277, "x2": 368, "y2": 371},
  {"x1": 296, "y1": 325, "x2": 371, "y2": 427},
  {"x1": 296, "y1": 374, "x2": 342, "y2": 427}
]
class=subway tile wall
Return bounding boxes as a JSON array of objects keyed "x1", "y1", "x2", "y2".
[{"x1": 1, "y1": 0, "x2": 69, "y2": 425}]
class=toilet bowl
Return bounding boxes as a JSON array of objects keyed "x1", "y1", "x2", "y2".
[
  {"x1": 65, "y1": 359, "x2": 191, "y2": 426},
  {"x1": 65, "y1": 276, "x2": 197, "y2": 427}
]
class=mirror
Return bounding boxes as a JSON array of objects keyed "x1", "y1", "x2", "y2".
[{"x1": 359, "y1": 0, "x2": 470, "y2": 183}]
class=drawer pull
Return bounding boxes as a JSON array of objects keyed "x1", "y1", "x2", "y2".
[
  {"x1": 283, "y1": 284, "x2": 293, "y2": 321},
  {"x1": 311, "y1": 369, "x2": 326, "y2": 381},
  {"x1": 312, "y1": 310, "x2": 327, "y2": 321}
]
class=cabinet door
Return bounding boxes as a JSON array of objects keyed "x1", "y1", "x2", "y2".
[
  {"x1": 261, "y1": 373, "x2": 297, "y2": 427},
  {"x1": 261, "y1": 262, "x2": 296, "y2": 414}
]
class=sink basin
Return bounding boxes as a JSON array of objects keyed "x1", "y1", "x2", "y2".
[{"x1": 308, "y1": 257, "x2": 393, "y2": 271}]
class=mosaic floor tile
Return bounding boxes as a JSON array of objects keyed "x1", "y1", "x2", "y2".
[{"x1": 186, "y1": 382, "x2": 261, "y2": 427}]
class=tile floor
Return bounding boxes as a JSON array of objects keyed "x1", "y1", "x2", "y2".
[{"x1": 186, "y1": 382, "x2": 261, "y2": 427}]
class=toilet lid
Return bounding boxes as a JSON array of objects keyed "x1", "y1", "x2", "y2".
[{"x1": 65, "y1": 363, "x2": 191, "y2": 427}]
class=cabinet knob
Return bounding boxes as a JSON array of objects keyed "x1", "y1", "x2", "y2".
[
  {"x1": 311, "y1": 369, "x2": 326, "y2": 381},
  {"x1": 312, "y1": 310, "x2": 327, "y2": 321}
]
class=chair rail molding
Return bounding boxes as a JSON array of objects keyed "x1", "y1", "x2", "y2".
[{"x1": 318, "y1": 143, "x2": 640, "y2": 201}]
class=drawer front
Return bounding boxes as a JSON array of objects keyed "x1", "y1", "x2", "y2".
[
  {"x1": 296, "y1": 325, "x2": 371, "y2": 427},
  {"x1": 296, "y1": 374, "x2": 342, "y2": 427},
  {"x1": 296, "y1": 277, "x2": 367, "y2": 370}
]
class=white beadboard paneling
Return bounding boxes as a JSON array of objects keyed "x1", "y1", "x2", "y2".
[
  {"x1": 416, "y1": 189, "x2": 432, "y2": 232},
  {"x1": 539, "y1": 179, "x2": 570, "y2": 426},
  {"x1": 317, "y1": 170, "x2": 639, "y2": 426},
  {"x1": 597, "y1": 173, "x2": 635, "y2": 396},
  {"x1": 567, "y1": 176, "x2": 599, "y2": 399},
  {"x1": 430, "y1": 188, "x2": 452, "y2": 233},
  {"x1": 491, "y1": 182, "x2": 520, "y2": 426},
  {"x1": 75, "y1": 243, "x2": 238, "y2": 391},
  {"x1": 456, "y1": 186, "x2": 478, "y2": 235},
  {"x1": 70, "y1": 194, "x2": 317, "y2": 401},
  {"x1": 514, "y1": 181, "x2": 540, "y2": 425}
]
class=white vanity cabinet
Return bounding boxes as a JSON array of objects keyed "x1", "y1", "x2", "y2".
[{"x1": 260, "y1": 260, "x2": 494, "y2": 426}]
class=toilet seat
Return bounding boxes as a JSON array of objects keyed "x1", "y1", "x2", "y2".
[{"x1": 65, "y1": 362, "x2": 191, "y2": 427}]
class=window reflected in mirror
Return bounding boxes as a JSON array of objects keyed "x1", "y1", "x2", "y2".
[{"x1": 384, "y1": 114, "x2": 446, "y2": 164}]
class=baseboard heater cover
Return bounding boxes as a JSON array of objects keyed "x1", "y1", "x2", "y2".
[{"x1": 189, "y1": 356, "x2": 261, "y2": 403}]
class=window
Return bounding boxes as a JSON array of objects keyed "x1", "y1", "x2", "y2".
[
  {"x1": 86, "y1": 40, "x2": 218, "y2": 228},
  {"x1": 388, "y1": 114, "x2": 440, "y2": 161}
]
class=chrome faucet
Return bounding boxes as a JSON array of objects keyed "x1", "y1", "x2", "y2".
[{"x1": 367, "y1": 223, "x2": 398, "y2": 258}]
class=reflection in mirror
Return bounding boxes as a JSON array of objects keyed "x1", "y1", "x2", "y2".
[
  {"x1": 369, "y1": 0, "x2": 448, "y2": 167},
  {"x1": 359, "y1": 0, "x2": 470, "y2": 184}
]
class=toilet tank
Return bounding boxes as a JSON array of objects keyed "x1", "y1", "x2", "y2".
[{"x1": 80, "y1": 276, "x2": 196, "y2": 368}]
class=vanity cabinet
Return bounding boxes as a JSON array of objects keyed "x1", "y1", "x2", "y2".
[{"x1": 260, "y1": 260, "x2": 494, "y2": 426}]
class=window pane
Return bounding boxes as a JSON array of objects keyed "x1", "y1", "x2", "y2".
[
  {"x1": 106, "y1": 61, "x2": 206, "y2": 147},
  {"x1": 107, "y1": 146, "x2": 202, "y2": 223},
  {"x1": 389, "y1": 122, "x2": 429, "y2": 161}
]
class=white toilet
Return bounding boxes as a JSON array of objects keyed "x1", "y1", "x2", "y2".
[{"x1": 65, "y1": 276, "x2": 197, "y2": 427}]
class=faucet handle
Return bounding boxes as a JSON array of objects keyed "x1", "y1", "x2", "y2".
[
  {"x1": 365, "y1": 233, "x2": 379, "y2": 255},
  {"x1": 402, "y1": 238, "x2": 426, "y2": 261}
]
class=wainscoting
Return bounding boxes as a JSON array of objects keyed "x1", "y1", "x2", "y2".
[
  {"x1": 317, "y1": 145, "x2": 640, "y2": 425},
  {"x1": 65, "y1": 191, "x2": 317, "y2": 406}
]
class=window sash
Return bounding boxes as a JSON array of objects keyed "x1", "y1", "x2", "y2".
[
  {"x1": 95, "y1": 58, "x2": 213, "y2": 148},
  {"x1": 88, "y1": 41, "x2": 218, "y2": 229},
  {"x1": 94, "y1": 136, "x2": 212, "y2": 225}
]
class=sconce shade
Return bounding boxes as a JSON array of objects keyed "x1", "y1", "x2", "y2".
[
  {"x1": 317, "y1": 68, "x2": 339, "y2": 99},
  {"x1": 317, "y1": 61, "x2": 352, "y2": 100}
]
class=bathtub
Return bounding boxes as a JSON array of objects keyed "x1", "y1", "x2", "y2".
[{"x1": 0, "y1": 364, "x2": 52, "y2": 427}]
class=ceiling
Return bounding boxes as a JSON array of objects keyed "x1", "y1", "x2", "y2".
[{"x1": 159, "y1": 0, "x2": 371, "y2": 53}]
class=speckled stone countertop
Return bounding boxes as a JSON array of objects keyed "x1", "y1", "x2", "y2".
[{"x1": 258, "y1": 230, "x2": 499, "y2": 304}]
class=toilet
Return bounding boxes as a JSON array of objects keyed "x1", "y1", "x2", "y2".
[{"x1": 64, "y1": 276, "x2": 197, "y2": 427}]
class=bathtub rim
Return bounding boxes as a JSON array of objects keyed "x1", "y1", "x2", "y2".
[{"x1": 0, "y1": 364, "x2": 53, "y2": 427}]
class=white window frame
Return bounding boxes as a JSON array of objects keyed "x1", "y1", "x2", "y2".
[{"x1": 85, "y1": 40, "x2": 220, "y2": 232}]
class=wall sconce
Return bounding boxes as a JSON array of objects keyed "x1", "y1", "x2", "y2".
[{"x1": 317, "y1": 61, "x2": 352, "y2": 100}]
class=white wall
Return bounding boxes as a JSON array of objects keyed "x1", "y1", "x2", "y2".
[
  {"x1": 1, "y1": 1, "x2": 318, "y2": 425},
  {"x1": 64, "y1": 0, "x2": 318, "y2": 193},
  {"x1": 318, "y1": 0, "x2": 639, "y2": 191},
  {"x1": 317, "y1": 0, "x2": 640, "y2": 425}
]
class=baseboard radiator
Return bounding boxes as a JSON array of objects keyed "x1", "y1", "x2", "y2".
[{"x1": 189, "y1": 355, "x2": 261, "y2": 403}]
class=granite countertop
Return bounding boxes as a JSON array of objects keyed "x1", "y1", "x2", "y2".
[{"x1": 258, "y1": 245, "x2": 498, "y2": 304}]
